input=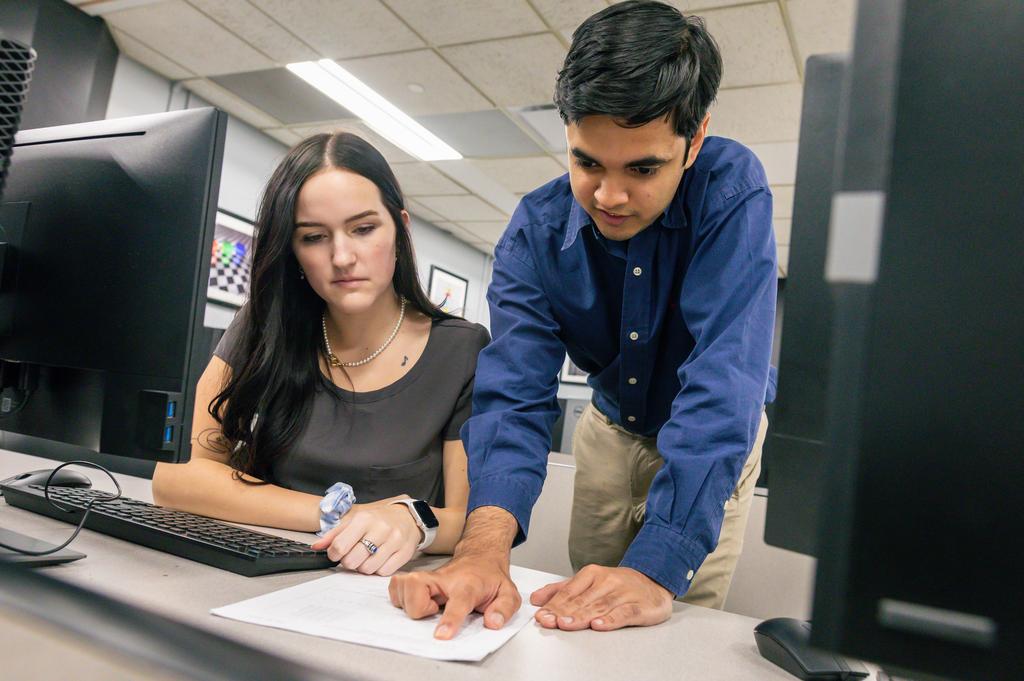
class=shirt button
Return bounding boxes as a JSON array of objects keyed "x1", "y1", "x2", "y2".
[
  {"x1": 632, "y1": 266, "x2": 642, "y2": 276},
  {"x1": 686, "y1": 569, "x2": 695, "y2": 581},
  {"x1": 628, "y1": 377, "x2": 638, "y2": 385},
  {"x1": 628, "y1": 331, "x2": 639, "y2": 341},
  {"x1": 626, "y1": 415, "x2": 636, "y2": 423}
]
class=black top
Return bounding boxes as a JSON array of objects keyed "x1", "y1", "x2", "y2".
[{"x1": 214, "y1": 315, "x2": 489, "y2": 506}]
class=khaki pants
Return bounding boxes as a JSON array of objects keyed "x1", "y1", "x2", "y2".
[{"x1": 568, "y1": 403, "x2": 767, "y2": 609}]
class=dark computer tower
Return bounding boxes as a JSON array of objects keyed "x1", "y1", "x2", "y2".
[{"x1": 762, "y1": 53, "x2": 848, "y2": 557}]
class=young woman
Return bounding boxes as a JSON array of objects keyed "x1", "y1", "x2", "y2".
[{"x1": 152, "y1": 132, "x2": 489, "y2": 577}]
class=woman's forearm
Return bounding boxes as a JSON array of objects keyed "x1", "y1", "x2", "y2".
[
  {"x1": 423, "y1": 505, "x2": 467, "y2": 555},
  {"x1": 152, "y1": 458, "x2": 321, "y2": 532}
]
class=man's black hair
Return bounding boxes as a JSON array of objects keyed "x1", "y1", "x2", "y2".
[{"x1": 554, "y1": 0, "x2": 723, "y2": 140}]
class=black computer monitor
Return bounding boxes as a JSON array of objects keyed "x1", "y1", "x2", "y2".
[
  {"x1": 768, "y1": 0, "x2": 1022, "y2": 678},
  {"x1": 761, "y1": 52, "x2": 848, "y2": 558},
  {"x1": 0, "y1": 108, "x2": 226, "y2": 467}
]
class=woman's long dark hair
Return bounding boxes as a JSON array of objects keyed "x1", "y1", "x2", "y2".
[{"x1": 209, "y1": 132, "x2": 451, "y2": 481}]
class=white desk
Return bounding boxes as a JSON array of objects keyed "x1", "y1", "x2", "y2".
[{"x1": 0, "y1": 449, "x2": 842, "y2": 681}]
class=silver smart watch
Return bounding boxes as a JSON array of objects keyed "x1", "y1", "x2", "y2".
[{"x1": 391, "y1": 499, "x2": 439, "y2": 551}]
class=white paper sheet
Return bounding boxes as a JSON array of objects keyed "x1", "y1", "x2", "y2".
[{"x1": 211, "y1": 565, "x2": 564, "y2": 662}]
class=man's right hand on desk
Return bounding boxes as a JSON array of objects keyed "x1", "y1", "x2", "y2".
[{"x1": 387, "y1": 506, "x2": 521, "y2": 640}]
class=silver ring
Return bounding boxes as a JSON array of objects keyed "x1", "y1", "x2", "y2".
[{"x1": 360, "y1": 538, "x2": 379, "y2": 555}]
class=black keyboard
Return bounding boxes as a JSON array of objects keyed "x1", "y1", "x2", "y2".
[{"x1": 1, "y1": 484, "x2": 335, "y2": 577}]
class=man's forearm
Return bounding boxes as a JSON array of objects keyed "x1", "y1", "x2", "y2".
[{"x1": 453, "y1": 506, "x2": 519, "y2": 560}]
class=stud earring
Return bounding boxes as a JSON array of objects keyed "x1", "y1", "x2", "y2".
[{"x1": 298, "y1": 268, "x2": 305, "y2": 280}]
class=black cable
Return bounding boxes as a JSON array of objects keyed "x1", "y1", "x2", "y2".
[{"x1": 0, "y1": 460, "x2": 121, "y2": 556}]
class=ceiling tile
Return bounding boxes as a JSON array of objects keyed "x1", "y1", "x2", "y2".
[
  {"x1": 416, "y1": 110, "x2": 544, "y2": 157},
  {"x1": 109, "y1": 27, "x2": 194, "y2": 80},
  {"x1": 187, "y1": 0, "x2": 321, "y2": 63},
  {"x1": 786, "y1": 0, "x2": 857, "y2": 65},
  {"x1": 431, "y1": 159, "x2": 519, "y2": 214},
  {"x1": 433, "y1": 220, "x2": 486, "y2": 245},
  {"x1": 748, "y1": 141, "x2": 798, "y2": 185},
  {"x1": 211, "y1": 68, "x2": 352, "y2": 124},
  {"x1": 710, "y1": 83, "x2": 803, "y2": 143},
  {"x1": 512, "y1": 105, "x2": 567, "y2": 152},
  {"x1": 771, "y1": 184, "x2": 795, "y2": 220},
  {"x1": 702, "y1": 2, "x2": 798, "y2": 88},
  {"x1": 182, "y1": 78, "x2": 283, "y2": 128},
  {"x1": 289, "y1": 120, "x2": 417, "y2": 164},
  {"x1": 667, "y1": 0, "x2": 756, "y2": 11},
  {"x1": 469, "y1": 156, "x2": 566, "y2": 194},
  {"x1": 383, "y1": 0, "x2": 547, "y2": 46},
  {"x1": 529, "y1": 0, "x2": 609, "y2": 34},
  {"x1": 415, "y1": 195, "x2": 507, "y2": 222},
  {"x1": 457, "y1": 221, "x2": 507, "y2": 244},
  {"x1": 406, "y1": 198, "x2": 447, "y2": 223},
  {"x1": 262, "y1": 127, "x2": 303, "y2": 146},
  {"x1": 248, "y1": 0, "x2": 424, "y2": 59},
  {"x1": 77, "y1": 0, "x2": 172, "y2": 13},
  {"x1": 104, "y1": 0, "x2": 275, "y2": 76},
  {"x1": 339, "y1": 50, "x2": 492, "y2": 116},
  {"x1": 552, "y1": 152, "x2": 569, "y2": 169},
  {"x1": 773, "y1": 218, "x2": 791, "y2": 246},
  {"x1": 441, "y1": 33, "x2": 566, "y2": 107},
  {"x1": 392, "y1": 162, "x2": 467, "y2": 196}
]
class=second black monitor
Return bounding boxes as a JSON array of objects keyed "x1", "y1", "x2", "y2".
[{"x1": 0, "y1": 107, "x2": 226, "y2": 464}]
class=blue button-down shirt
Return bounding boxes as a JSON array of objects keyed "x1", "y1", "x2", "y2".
[{"x1": 462, "y1": 136, "x2": 777, "y2": 596}]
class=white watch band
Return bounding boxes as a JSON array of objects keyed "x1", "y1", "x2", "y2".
[{"x1": 391, "y1": 499, "x2": 437, "y2": 551}]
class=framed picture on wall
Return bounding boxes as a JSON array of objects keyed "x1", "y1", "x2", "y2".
[
  {"x1": 428, "y1": 265, "x2": 469, "y2": 317},
  {"x1": 208, "y1": 210, "x2": 254, "y2": 308},
  {"x1": 560, "y1": 357, "x2": 589, "y2": 384}
]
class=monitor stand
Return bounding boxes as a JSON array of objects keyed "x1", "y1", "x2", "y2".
[{"x1": 0, "y1": 526, "x2": 85, "y2": 567}]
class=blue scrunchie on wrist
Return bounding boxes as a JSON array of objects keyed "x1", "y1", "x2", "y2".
[{"x1": 317, "y1": 482, "x2": 356, "y2": 536}]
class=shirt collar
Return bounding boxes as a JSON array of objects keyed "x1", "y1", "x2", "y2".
[{"x1": 560, "y1": 175, "x2": 690, "y2": 252}]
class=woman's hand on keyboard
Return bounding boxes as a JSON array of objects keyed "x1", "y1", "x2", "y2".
[{"x1": 311, "y1": 499, "x2": 421, "y2": 576}]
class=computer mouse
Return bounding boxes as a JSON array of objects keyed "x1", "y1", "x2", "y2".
[
  {"x1": 753, "y1": 617, "x2": 868, "y2": 680},
  {"x1": 0, "y1": 468, "x2": 93, "y2": 489}
]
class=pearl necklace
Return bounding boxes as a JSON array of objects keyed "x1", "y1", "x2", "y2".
[{"x1": 322, "y1": 297, "x2": 406, "y2": 368}]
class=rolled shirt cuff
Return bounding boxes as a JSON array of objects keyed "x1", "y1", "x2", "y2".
[{"x1": 619, "y1": 522, "x2": 709, "y2": 597}]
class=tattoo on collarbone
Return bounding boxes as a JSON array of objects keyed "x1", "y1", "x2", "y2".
[{"x1": 401, "y1": 355, "x2": 408, "y2": 367}]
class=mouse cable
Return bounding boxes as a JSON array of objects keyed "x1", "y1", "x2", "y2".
[{"x1": 0, "y1": 460, "x2": 122, "y2": 556}]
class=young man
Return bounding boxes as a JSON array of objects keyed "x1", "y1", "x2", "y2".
[{"x1": 389, "y1": 0, "x2": 776, "y2": 637}]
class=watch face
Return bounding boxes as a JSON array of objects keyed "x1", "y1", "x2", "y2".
[{"x1": 412, "y1": 500, "x2": 439, "y2": 529}]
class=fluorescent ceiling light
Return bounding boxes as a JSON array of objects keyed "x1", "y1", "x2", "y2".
[{"x1": 287, "y1": 60, "x2": 462, "y2": 162}]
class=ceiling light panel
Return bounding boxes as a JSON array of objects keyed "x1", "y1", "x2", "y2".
[
  {"x1": 287, "y1": 60, "x2": 462, "y2": 161},
  {"x1": 212, "y1": 68, "x2": 353, "y2": 124},
  {"x1": 289, "y1": 120, "x2": 416, "y2": 164}
]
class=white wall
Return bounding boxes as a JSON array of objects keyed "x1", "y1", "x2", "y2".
[
  {"x1": 106, "y1": 54, "x2": 493, "y2": 327},
  {"x1": 409, "y1": 215, "x2": 492, "y2": 326}
]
